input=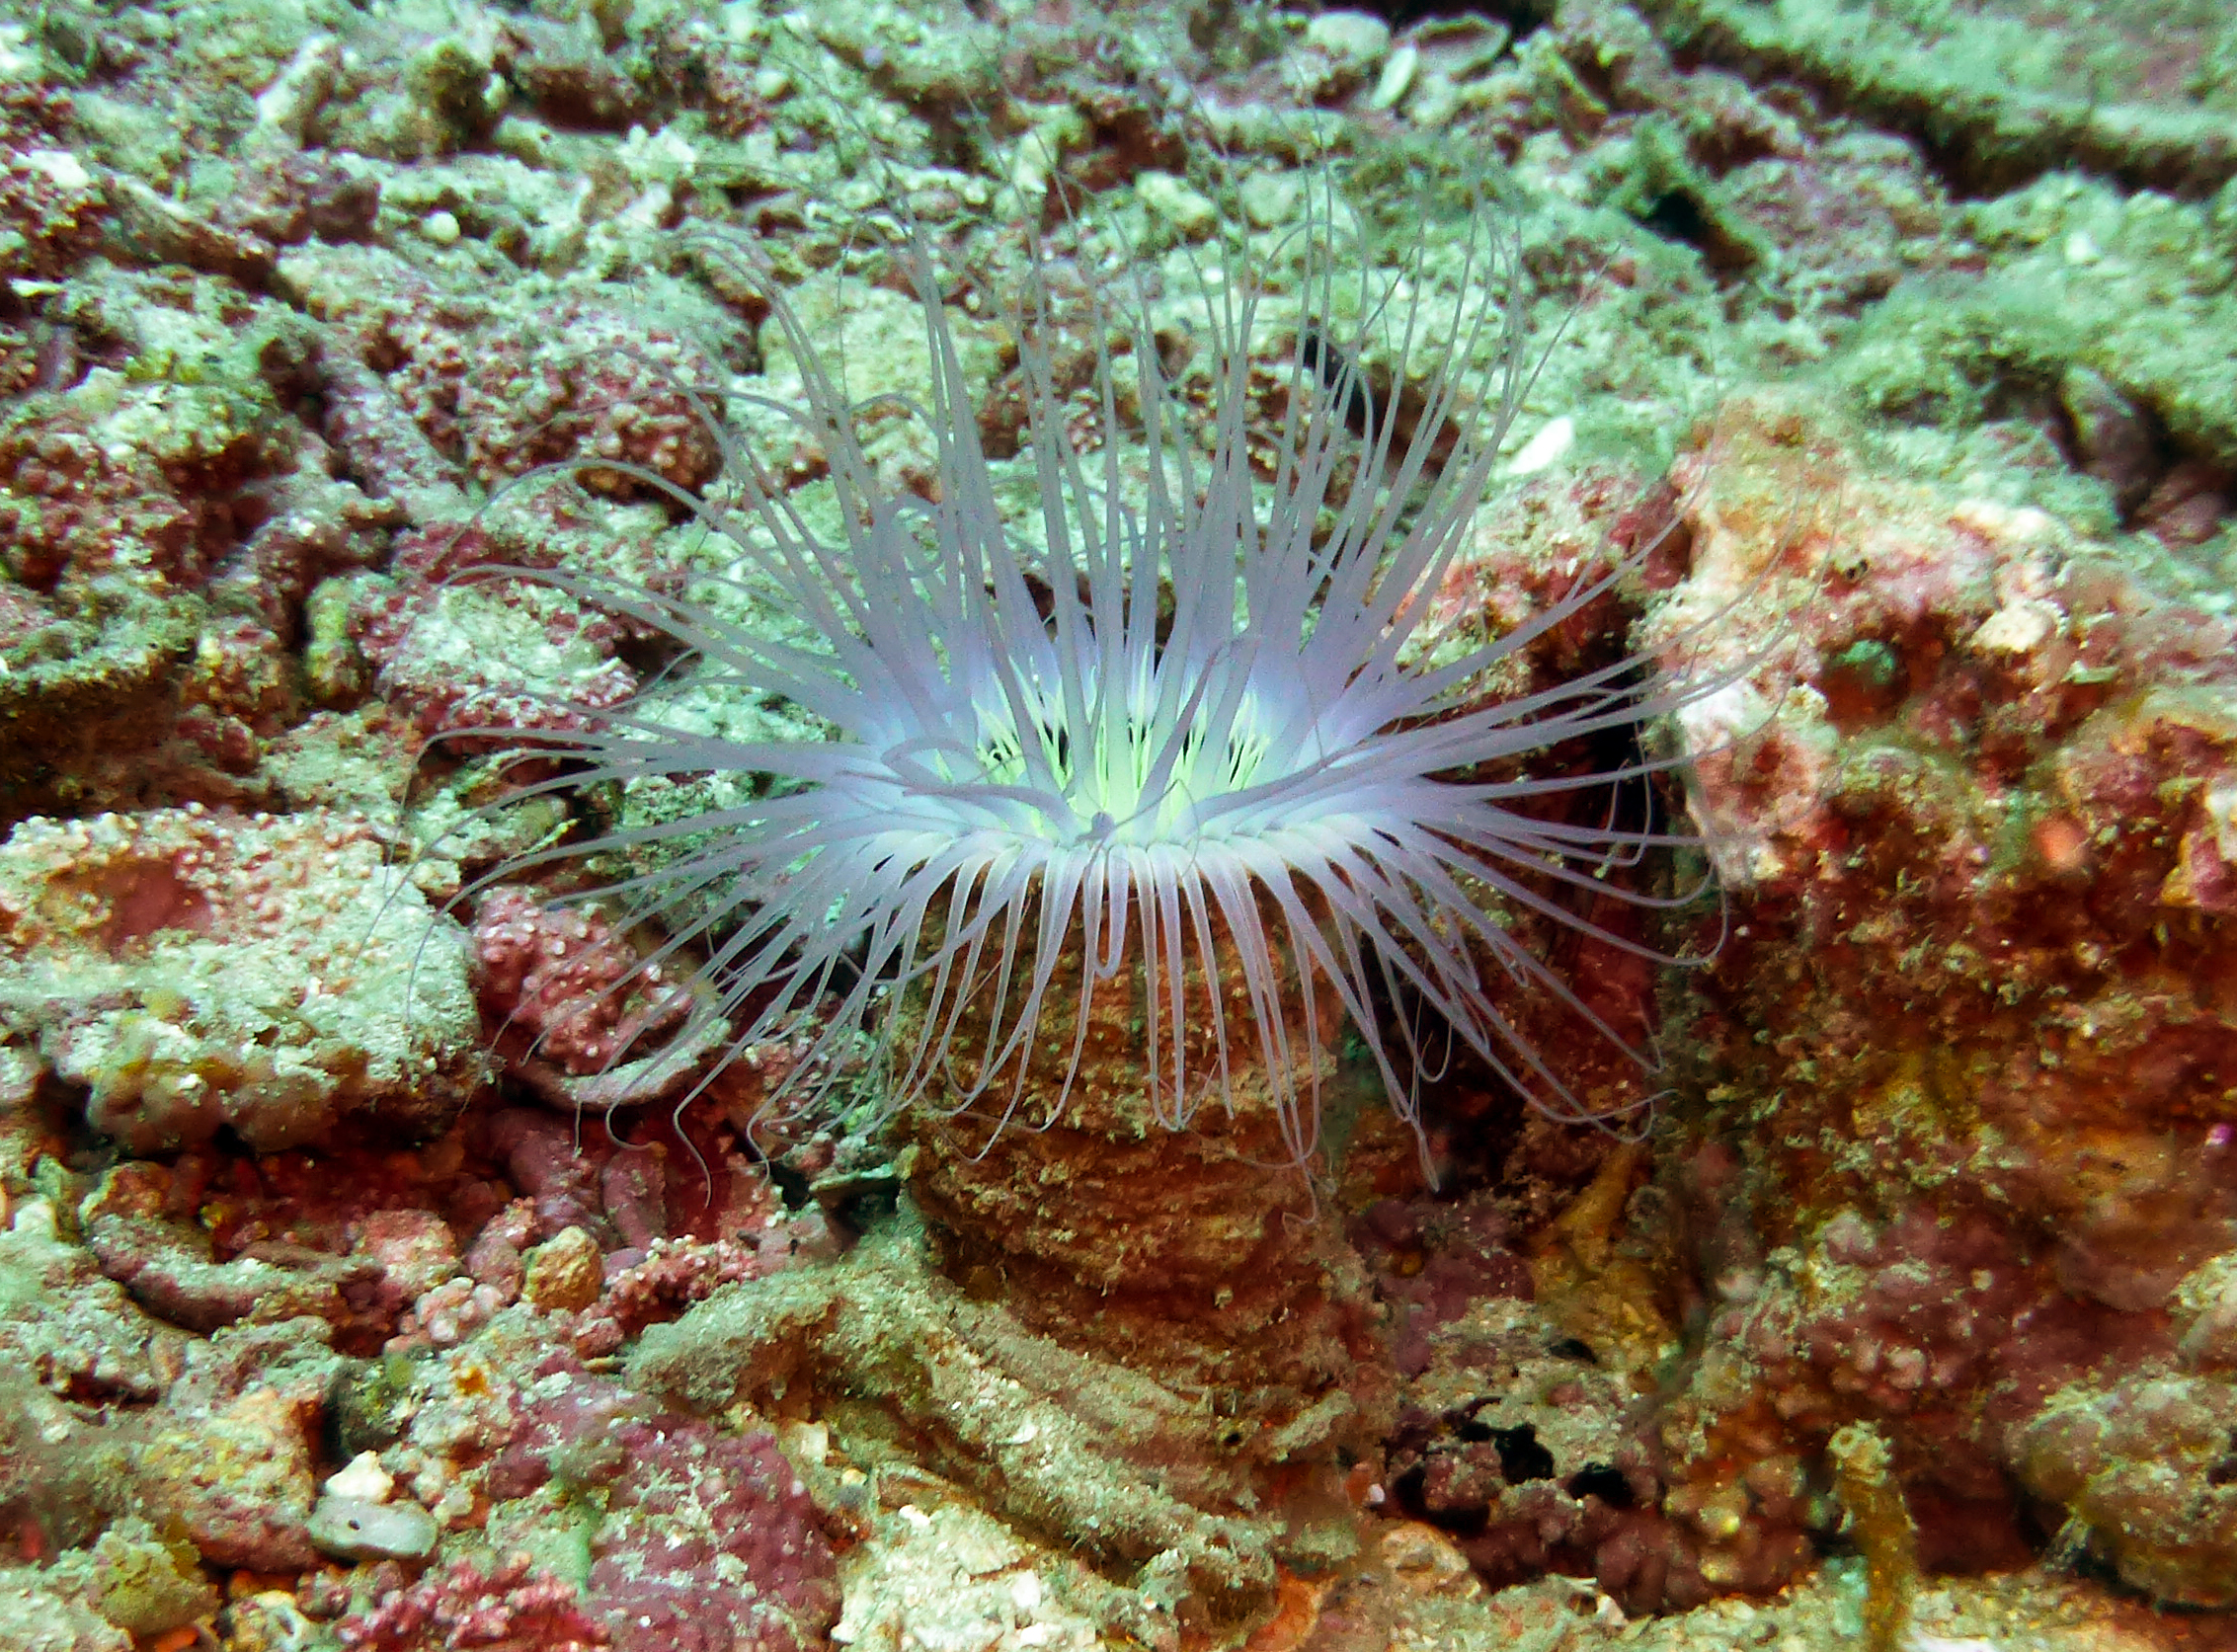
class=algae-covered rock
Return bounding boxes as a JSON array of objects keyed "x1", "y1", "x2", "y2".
[
  {"x1": 0, "y1": 1367, "x2": 131, "y2": 1558},
  {"x1": 629, "y1": 1222, "x2": 1298, "y2": 1630},
  {"x1": 0, "y1": 1185, "x2": 188, "y2": 1402},
  {"x1": 134, "y1": 1382, "x2": 322, "y2": 1571},
  {"x1": 521, "y1": 1224, "x2": 604, "y2": 1313},
  {"x1": 1837, "y1": 175, "x2": 2237, "y2": 480},
  {"x1": 45, "y1": 1518, "x2": 219, "y2": 1640},
  {"x1": 1630, "y1": 388, "x2": 2237, "y2": 1601},
  {"x1": 1640, "y1": 0, "x2": 2237, "y2": 196},
  {"x1": 2015, "y1": 1369, "x2": 2237, "y2": 1606},
  {"x1": 0, "y1": 260, "x2": 390, "y2": 826},
  {"x1": 831, "y1": 1495, "x2": 1162, "y2": 1652},
  {"x1": 0, "y1": 805, "x2": 482, "y2": 1152},
  {"x1": 0, "y1": 1582, "x2": 129, "y2": 1652}
]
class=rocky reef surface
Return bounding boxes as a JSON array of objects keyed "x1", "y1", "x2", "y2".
[{"x1": 2, "y1": 0, "x2": 2236, "y2": 1646}]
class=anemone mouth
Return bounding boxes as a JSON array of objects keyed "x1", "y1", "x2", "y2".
[{"x1": 955, "y1": 669, "x2": 1293, "y2": 847}]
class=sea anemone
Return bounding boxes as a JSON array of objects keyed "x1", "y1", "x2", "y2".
[{"x1": 443, "y1": 164, "x2": 1722, "y2": 1174}]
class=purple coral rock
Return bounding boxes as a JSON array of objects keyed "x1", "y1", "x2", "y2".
[
  {"x1": 353, "y1": 1209, "x2": 462, "y2": 1307},
  {"x1": 338, "y1": 1555, "x2": 611, "y2": 1651},
  {"x1": 486, "y1": 1372, "x2": 838, "y2": 1652},
  {"x1": 486, "y1": 1109, "x2": 608, "y2": 1241},
  {"x1": 0, "y1": 91, "x2": 107, "y2": 282},
  {"x1": 454, "y1": 300, "x2": 726, "y2": 496},
  {"x1": 587, "y1": 1417, "x2": 835, "y2": 1652}
]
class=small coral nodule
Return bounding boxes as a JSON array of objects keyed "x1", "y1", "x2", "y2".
[{"x1": 450, "y1": 175, "x2": 1719, "y2": 1169}]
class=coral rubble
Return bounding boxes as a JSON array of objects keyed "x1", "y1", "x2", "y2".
[{"x1": 1, "y1": 0, "x2": 2236, "y2": 1643}]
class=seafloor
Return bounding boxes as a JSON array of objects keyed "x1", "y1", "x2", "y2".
[{"x1": 3, "y1": 0, "x2": 2237, "y2": 1648}]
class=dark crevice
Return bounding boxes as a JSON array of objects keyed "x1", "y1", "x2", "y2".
[
  {"x1": 1350, "y1": 0, "x2": 1553, "y2": 42},
  {"x1": 1567, "y1": 1462, "x2": 1635, "y2": 1507},
  {"x1": 1487, "y1": 1422, "x2": 1557, "y2": 1483}
]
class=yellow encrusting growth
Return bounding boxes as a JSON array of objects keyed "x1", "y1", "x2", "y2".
[{"x1": 1828, "y1": 1420, "x2": 1919, "y2": 1652}]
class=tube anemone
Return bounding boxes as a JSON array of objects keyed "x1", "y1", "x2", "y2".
[{"x1": 452, "y1": 168, "x2": 1720, "y2": 1172}]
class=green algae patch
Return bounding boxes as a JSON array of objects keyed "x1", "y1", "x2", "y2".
[
  {"x1": 1641, "y1": 0, "x2": 2237, "y2": 196},
  {"x1": 1837, "y1": 177, "x2": 2237, "y2": 476}
]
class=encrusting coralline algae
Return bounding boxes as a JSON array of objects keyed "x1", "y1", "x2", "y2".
[{"x1": 2, "y1": 0, "x2": 2237, "y2": 1647}]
